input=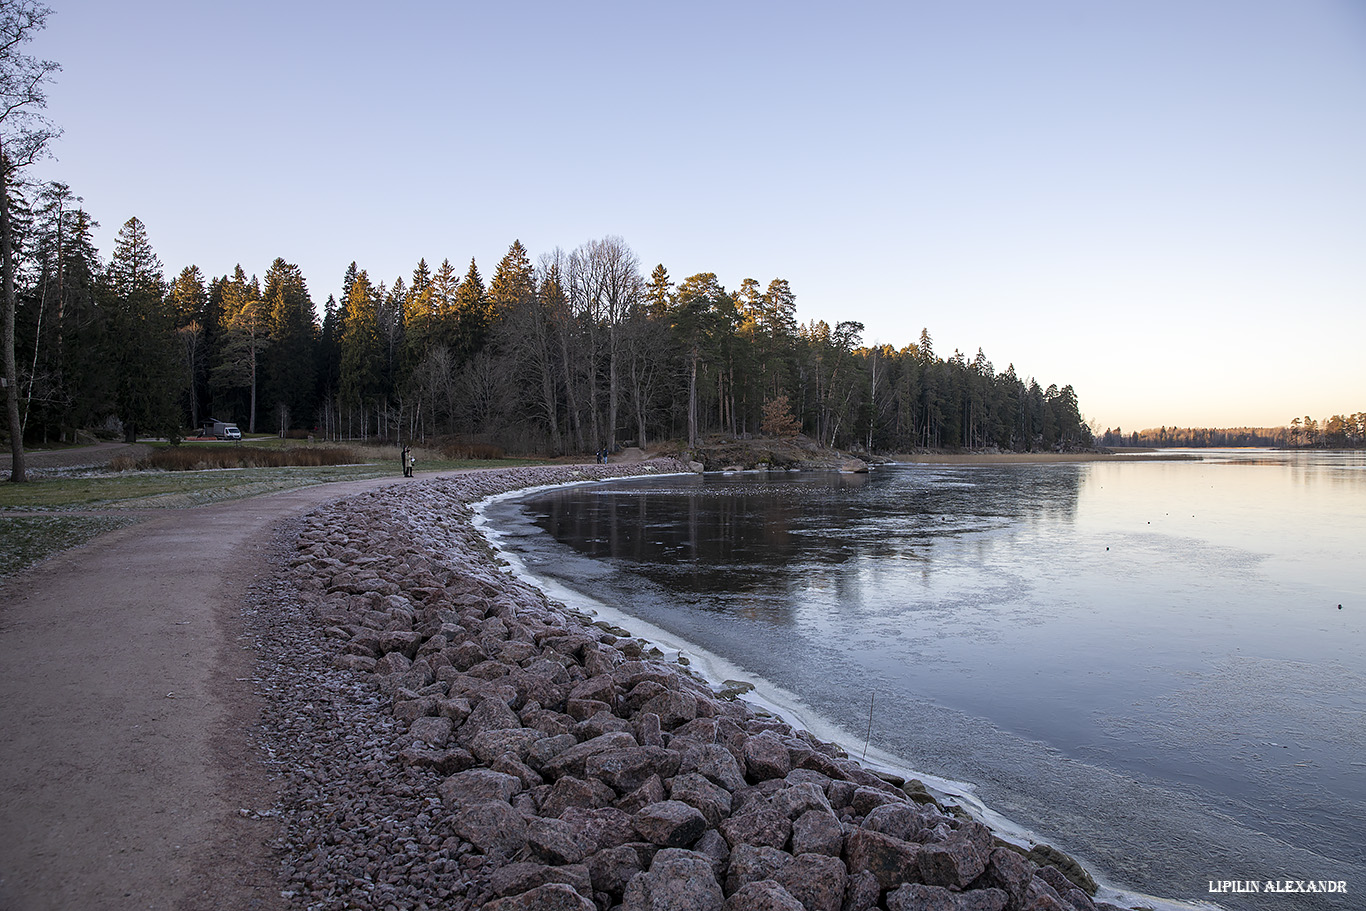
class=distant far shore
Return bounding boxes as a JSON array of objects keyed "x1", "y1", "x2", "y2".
[
  {"x1": 884, "y1": 450, "x2": 1195, "y2": 464},
  {"x1": 679, "y1": 436, "x2": 1205, "y2": 471}
]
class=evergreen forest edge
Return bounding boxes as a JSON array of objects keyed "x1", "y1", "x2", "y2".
[
  {"x1": 4, "y1": 2, "x2": 1364, "y2": 486},
  {"x1": 9, "y1": 208, "x2": 1099, "y2": 457},
  {"x1": 8, "y1": 210, "x2": 1366, "y2": 462}
]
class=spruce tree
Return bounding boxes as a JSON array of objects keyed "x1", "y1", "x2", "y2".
[
  {"x1": 338, "y1": 269, "x2": 381, "y2": 436},
  {"x1": 489, "y1": 240, "x2": 535, "y2": 316},
  {"x1": 103, "y1": 217, "x2": 180, "y2": 442},
  {"x1": 262, "y1": 258, "x2": 316, "y2": 434},
  {"x1": 452, "y1": 258, "x2": 488, "y2": 363},
  {"x1": 23, "y1": 182, "x2": 101, "y2": 442},
  {"x1": 167, "y1": 265, "x2": 208, "y2": 429},
  {"x1": 211, "y1": 266, "x2": 268, "y2": 432},
  {"x1": 644, "y1": 264, "x2": 673, "y2": 318}
]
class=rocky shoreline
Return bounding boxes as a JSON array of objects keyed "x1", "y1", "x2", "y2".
[{"x1": 255, "y1": 460, "x2": 1128, "y2": 911}]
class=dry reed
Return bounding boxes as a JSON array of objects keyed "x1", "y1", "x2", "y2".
[{"x1": 117, "y1": 446, "x2": 364, "y2": 472}]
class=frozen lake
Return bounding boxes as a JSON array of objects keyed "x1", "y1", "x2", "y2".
[{"x1": 483, "y1": 450, "x2": 1365, "y2": 910}]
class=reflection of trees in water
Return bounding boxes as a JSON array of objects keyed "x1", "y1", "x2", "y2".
[{"x1": 527, "y1": 466, "x2": 1085, "y2": 601}]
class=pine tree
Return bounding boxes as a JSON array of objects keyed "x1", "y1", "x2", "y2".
[
  {"x1": 315, "y1": 293, "x2": 341, "y2": 437},
  {"x1": 102, "y1": 217, "x2": 180, "y2": 441},
  {"x1": 489, "y1": 240, "x2": 535, "y2": 316},
  {"x1": 672, "y1": 273, "x2": 730, "y2": 447},
  {"x1": 402, "y1": 258, "x2": 435, "y2": 371},
  {"x1": 22, "y1": 182, "x2": 101, "y2": 442},
  {"x1": 644, "y1": 264, "x2": 673, "y2": 318},
  {"x1": 452, "y1": 257, "x2": 488, "y2": 363},
  {"x1": 167, "y1": 265, "x2": 208, "y2": 429},
  {"x1": 211, "y1": 266, "x2": 268, "y2": 432},
  {"x1": 261, "y1": 258, "x2": 316, "y2": 433},
  {"x1": 429, "y1": 257, "x2": 460, "y2": 351},
  {"x1": 338, "y1": 269, "x2": 381, "y2": 437}
]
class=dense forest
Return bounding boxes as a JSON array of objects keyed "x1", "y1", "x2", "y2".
[
  {"x1": 1101, "y1": 416, "x2": 1366, "y2": 450},
  {"x1": 4, "y1": 195, "x2": 1098, "y2": 458}
]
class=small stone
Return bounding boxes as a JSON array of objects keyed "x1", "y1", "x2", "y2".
[
  {"x1": 693, "y1": 828, "x2": 730, "y2": 879},
  {"x1": 378, "y1": 629, "x2": 422, "y2": 658},
  {"x1": 526, "y1": 732, "x2": 579, "y2": 771},
  {"x1": 374, "y1": 651, "x2": 412, "y2": 676},
  {"x1": 636, "y1": 712, "x2": 665, "y2": 747},
  {"x1": 567, "y1": 698, "x2": 613, "y2": 720},
  {"x1": 491, "y1": 752, "x2": 544, "y2": 790},
  {"x1": 862, "y1": 802, "x2": 931, "y2": 842}
]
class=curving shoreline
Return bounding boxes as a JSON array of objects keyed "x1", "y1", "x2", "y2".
[{"x1": 262, "y1": 461, "x2": 1132, "y2": 911}]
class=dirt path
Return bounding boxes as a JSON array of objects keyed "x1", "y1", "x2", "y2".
[{"x1": 0, "y1": 472, "x2": 438, "y2": 911}]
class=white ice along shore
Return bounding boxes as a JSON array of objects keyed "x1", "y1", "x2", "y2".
[{"x1": 470, "y1": 470, "x2": 1216, "y2": 911}]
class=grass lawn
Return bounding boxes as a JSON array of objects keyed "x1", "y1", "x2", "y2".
[{"x1": 0, "y1": 514, "x2": 139, "y2": 583}]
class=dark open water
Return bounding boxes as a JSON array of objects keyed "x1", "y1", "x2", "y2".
[{"x1": 480, "y1": 451, "x2": 1366, "y2": 910}]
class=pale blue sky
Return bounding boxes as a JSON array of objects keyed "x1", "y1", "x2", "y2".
[{"x1": 29, "y1": 1, "x2": 1366, "y2": 431}]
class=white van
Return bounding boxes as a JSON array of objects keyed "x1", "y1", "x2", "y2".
[{"x1": 203, "y1": 419, "x2": 242, "y2": 440}]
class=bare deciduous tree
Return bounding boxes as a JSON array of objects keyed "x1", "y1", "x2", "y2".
[{"x1": 1, "y1": 0, "x2": 59, "y2": 482}]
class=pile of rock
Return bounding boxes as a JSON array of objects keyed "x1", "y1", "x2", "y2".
[{"x1": 274, "y1": 461, "x2": 1125, "y2": 911}]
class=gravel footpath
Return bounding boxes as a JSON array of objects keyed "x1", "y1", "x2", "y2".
[{"x1": 252, "y1": 461, "x2": 1123, "y2": 911}]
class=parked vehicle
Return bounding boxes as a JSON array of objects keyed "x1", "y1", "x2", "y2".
[{"x1": 202, "y1": 419, "x2": 242, "y2": 440}]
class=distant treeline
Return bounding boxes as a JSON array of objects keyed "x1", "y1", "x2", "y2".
[
  {"x1": 8, "y1": 189, "x2": 1092, "y2": 454},
  {"x1": 1101, "y1": 413, "x2": 1366, "y2": 449}
]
